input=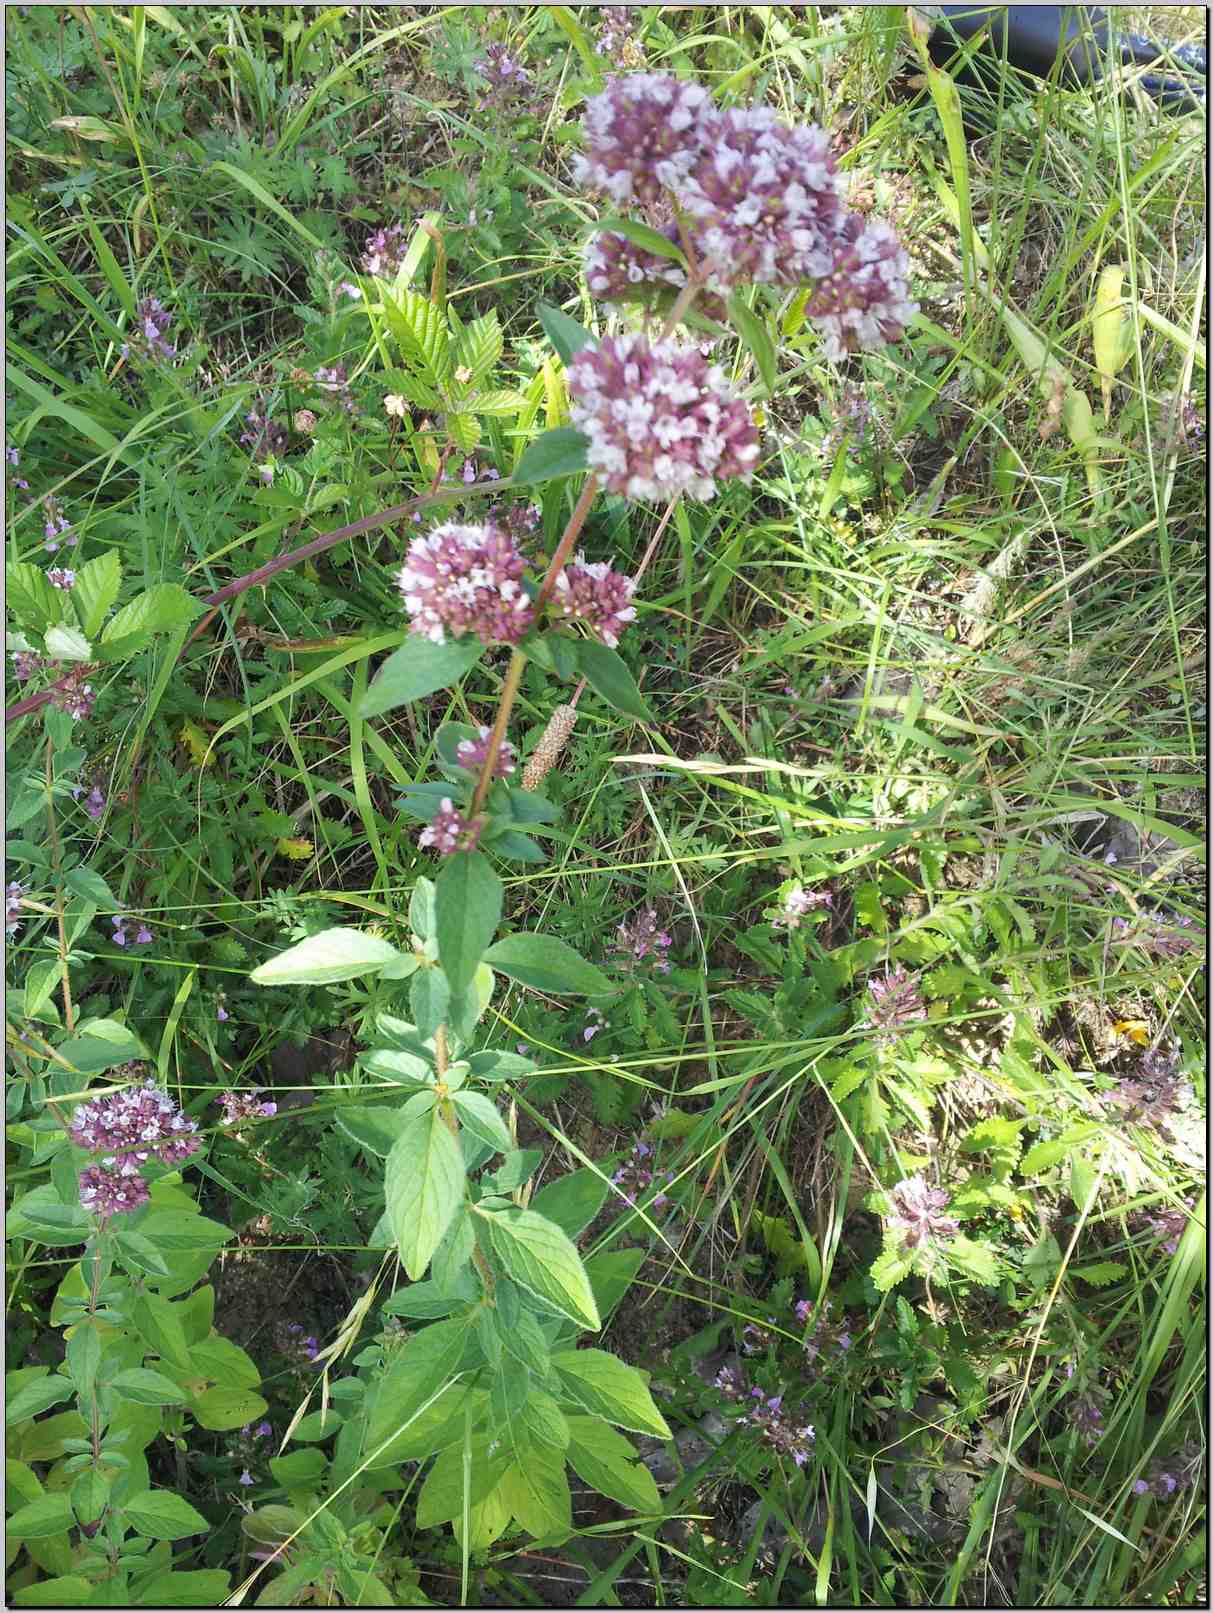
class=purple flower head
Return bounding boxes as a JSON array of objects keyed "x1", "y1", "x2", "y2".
[
  {"x1": 5, "y1": 444, "x2": 19, "y2": 467},
  {"x1": 47, "y1": 566, "x2": 76, "y2": 590},
  {"x1": 70, "y1": 1076, "x2": 201, "y2": 1171},
  {"x1": 79, "y1": 1162, "x2": 150, "y2": 1220},
  {"x1": 398, "y1": 520, "x2": 534, "y2": 646},
  {"x1": 339, "y1": 281, "x2": 362, "y2": 301},
  {"x1": 1106, "y1": 1068, "x2": 1192, "y2": 1139},
  {"x1": 6, "y1": 881, "x2": 25, "y2": 936},
  {"x1": 256, "y1": 1421, "x2": 273, "y2": 1438},
  {"x1": 567, "y1": 333, "x2": 759, "y2": 502},
  {"x1": 216, "y1": 1003, "x2": 230, "y2": 1022},
  {"x1": 572, "y1": 72, "x2": 713, "y2": 207},
  {"x1": 612, "y1": 908, "x2": 673, "y2": 972},
  {"x1": 82, "y1": 784, "x2": 106, "y2": 820},
  {"x1": 584, "y1": 223, "x2": 726, "y2": 315},
  {"x1": 239, "y1": 1469, "x2": 254, "y2": 1487},
  {"x1": 219, "y1": 1089, "x2": 277, "y2": 1127},
  {"x1": 552, "y1": 554, "x2": 637, "y2": 647},
  {"x1": 315, "y1": 364, "x2": 354, "y2": 413},
  {"x1": 597, "y1": 6, "x2": 643, "y2": 66},
  {"x1": 50, "y1": 666, "x2": 97, "y2": 723},
  {"x1": 42, "y1": 496, "x2": 75, "y2": 552},
  {"x1": 1132, "y1": 1477, "x2": 1150, "y2": 1496},
  {"x1": 886, "y1": 1176, "x2": 958, "y2": 1249},
  {"x1": 455, "y1": 726, "x2": 517, "y2": 779},
  {"x1": 1138, "y1": 1197, "x2": 1193, "y2": 1255},
  {"x1": 418, "y1": 800, "x2": 484, "y2": 857},
  {"x1": 11, "y1": 650, "x2": 45, "y2": 683},
  {"x1": 240, "y1": 407, "x2": 288, "y2": 461},
  {"x1": 123, "y1": 296, "x2": 177, "y2": 364},
  {"x1": 866, "y1": 963, "x2": 928, "y2": 1041},
  {"x1": 807, "y1": 216, "x2": 917, "y2": 359},
  {"x1": 461, "y1": 458, "x2": 478, "y2": 485},
  {"x1": 112, "y1": 915, "x2": 152, "y2": 947},
  {"x1": 361, "y1": 223, "x2": 409, "y2": 278},
  {"x1": 1069, "y1": 1391, "x2": 1105, "y2": 1447},
  {"x1": 679, "y1": 106, "x2": 848, "y2": 289},
  {"x1": 773, "y1": 884, "x2": 832, "y2": 931},
  {"x1": 474, "y1": 42, "x2": 533, "y2": 103}
]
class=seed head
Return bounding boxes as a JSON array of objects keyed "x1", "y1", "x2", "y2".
[{"x1": 522, "y1": 703, "x2": 579, "y2": 791}]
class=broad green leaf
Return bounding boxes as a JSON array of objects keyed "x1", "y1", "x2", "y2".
[
  {"x1": 945, "y1": 1235, "x2": 1001, "y2": 1286},
  {"x1": 1073, "y1": 1261, "x2": 1128, "y2": 1287},
  {"x1": 551, "y1": 1349, "x2": 669, "y2": 1437},
  {"x1": 451, "y1": 1090, "x2": 512, "y2": 1154},
  {"x1": 269, "y1": 1449, "x2": 326, "y2": 1490},
  {"x1": 385, "y1": 1109, "x2": 466, "y2": 1279},
  {"x1": 361, "y1": 1048, "x2": 434, "y2": 1090},
  {"x1": 530, "y1": 1169, "x2": 609, "y2": 1241},
  {"x1": 409, "y1": 879, "x2": 437, "y2": 940},
  {"x1": 513, "y1": 427, "x2": 590, "y2": 486},
  {"x1": 481, "y1": 1207, "x2": 600, "y2": 1330},
  {"x1": 574, "y1": 639, "x2": 653, "y2": 722},
  {"x1": 869, "y1": 1243, "x2": 916, "y2": 1292},
  {"x1": 43, "y1": 625, "x2": 91, "y2": 662},
  {"x1": 535, "y1": 301, "x2": 596, "y2": 364},
  {"x1": 290, "y1": 1410, "x2": 344, "y2": 1442},
  {"x1": 451, "y1": 311, "x2": 503, "y2": 388},
  {"x1": 11, "y1": 1576, "x2": 95, "y2": 1607},
  {"x1": 113, "y1": 1228, "x2": 171, "y2": 1277},
  {"x1": 335, "y1": 1104, "x2": 411, "y2": 1157},
  {"x1": 498, "y1": 1449, "x2": 572, "y2": 1539},
  {"x1": 250, "y1": 927, "x2": 402, "y2": 986},
  {"x1": 360, "y1": 635, "x2": 483, "y2": 719},
  {"x1": 566, "y1": 1414, "x2": 661, "y2": 1513},
  {"x1": 728, "y1": 292, "x2": 778, "y2": 394},
  {"x1": 436, "y1": 850, "x2": 501, "y2": 994},
  {"x1": 71, "y1": 551, "x2": 122, "y2": 638},
  {"x1": 6, "y1": 1376, "x2": 74, "y2": 1426},
  {"x1": 363, "y1": 1318, "x2": 468, "y2": 1462},
  {"x1": 190, "y1": 1386, "x2": 268, "y2": 1430},
  {"x1": 63, "y1": 866, "x2": 117, "y2": 910},
  {"x1": 189, "y1": 1334, "x2": 260, "y2": 1389},
  {"x1": 583, "y1": 1247, "x2": 645, "y2": 1323},
  {"x1": 125, "y1": 1571, "x2": 232, "y2": 1607},
  {"x1": 416, "y1": 1437, "x2": 511, "y2": 1528},
  {"x1": 121, "y1": 1488, "x2": 209, "y2": 1540},
  {"x1": 109, "y1": 1369, "x2": 188, "y2": 1406},
  {"x1": 7, "y1": 563, "x2": 66, "y2": 632},
  {"x1": 591, "y1": 216, "x2": 686, "y2": 266},
  {"x1": 381, "y1": 1280, "x2": 461, "y2": 1320},
  {"x1": 483, "y1": 931, "x2": 610, "y2": 997},
  {"x1": 6, "y1": 1494, "x2": 75, "y2": 1538},
  {"x1": 101, "y1": 583, "x2": 202, "y2": 643},
  {"x1": 382, "y1": 286, "x2": 451, "y2": 383},
  {"x1": 410, "y1": 966, "x2": 451, "y2": 1037}
]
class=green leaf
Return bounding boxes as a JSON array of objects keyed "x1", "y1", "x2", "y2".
[
  {"x1": 592, "y1": 216, "x2": 686, "y2": 266},
  {"x1": 101, "y1": 583, "x2": 202, "y2": 644},
  {"x1": 727, "y1": 292, "x2": 778, "y2": 394},
  {"x1": 1073, "y1": 1261, "x2": 1128, "y2": 1288},
  {"x1": 945, "y1": 1235, "x2": 1001, "y2": 1287},
  {"x1": 250, "y1": 927, "x2": 402, "y2": 986},
  {"x1": 5, "y1": 1494, "x2": 75, "y2": 1538},
  {"x1": 380, "y1": 1281, "x2": 460, "y2": 1320},
  {"x1": 62, "y1": 866, "x2": 118, "y2": 910},
  {"x1": 481, "y1": 1207, "x2": 600, "y2": 1330},
  {"x1": 451, "y1": 1090, "x2": 512, "y2": 1154},
  {"x1": 436, "y1": 850, "x2": 501, "y2": 995},
  {"x1": 11, "y1": 1576, "x2": 95, "y2": 1606},
  {"x1": 417, "y1": 1437, "x2": 511, "y2": 1528},
  {"x1": 363, "y1": 1318, "x2": 468, "y2": 1463},
  {"x1": 190, "y1": 1386, "x2": 268, "y2": 1430},
  {"x1": 513, "y1": 427, "x2": 590, "y2": 486},
  {"x1": 71, "y1": 551, "x2": 122, "y2": 638},
  {"x1": 530, "y1": 1169, "x2": 609, "y2": 1241},
  {"x1": 109, "y1": 1368, "x2": 188, "y2": 1406},
  {"x1": 574, "y1": 639, "x2": 653, "y2": 722},
  {"x1": 125, "y1": 1571, "x2": 232, "y2": 1607},
  {"x1": 7, "y1": 563, "x2": 66, "y2": 632},
  {"x1": 869, "y1": 1243, "x2": 917, "y2": 1293},
  {"x1": 1021, "y1": 1125, "x2": 1101, "y2": 1176},
  {"x1": 385, "y1": 1109, "x2": 466, "y2": 1280},
  {"x1": 269, "y1": 1448, "x2": 327, "y2": 1490},
  {"x1": 409, "y1": 880, "x2": 437, "y2": 940},
  {"x1": 113, "y1": 1228, "x2": 171, "y2": 1277},
  {"x1": 584, "y1": 1247, "x2": 645, "y2": 1323},
  {"x1": 482, "y1": 932, "x2": 610, "y2": 997},
  {"x1": 410, "y1": 966, "x2": 450, "y2": 1038},
  {"x1": 566, "y1": 1414, "x2": 661, "y2": 1513},
  {"x1": 536, "y1": 301, "x2": 596, "y2": 364},
  {"x1": 290, "y1": 1410, "x2": 344, "y2": 1442},
  {"x1": 335, "y1": 1104, "x2": 411, "y2": 1157},
  {"x1": 551, "y1": 1349, "x2": 669, "y2": 1437},
  {"x1": 451, "y1": 311, "x2": 503, "y2": 388},
  {"x1": 44, "y1": 625, "x2": 91, "y2": 662},
  {"x1": 122, "y1": 1488, "x2": 209, "y2": 1540},
  {"x1": 498, "y1": 1449, "x2": 572, "y2": 1539},
  {"x1": 6, "y1": 1376, "x2": 74, "y2": 1426},
  {"x1": 360, "y1": 636, "x2": 483, "y2": 719}
]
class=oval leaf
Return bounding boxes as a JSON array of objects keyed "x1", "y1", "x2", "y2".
[
  {"x1": 482, "y1": 1206, "x2": 600, "y2": 1330},
  {"x1": 513, "y1": 428, "x2": 590, "y2": 486},
  {"x1": 482, "y1": 933, "x2": 610, "y2": 997},
  {"x1": 574, "y1": 639, "x2": 653, "y2": 723},
  {"x1": 122, "y1": 1488, "x2": 209, "y2": 1540},
  {"x1": 436, "y1": 850, "x2": 501, "y2": 995},
  {"x1": 385, "y1": 1109, "x2": 466, "y2": 1280},
  {"x1": 536, "y1": 302, "x2": 597, "y2": 364},
  {"x1": 360, "y1": 636, "x2": 483, "y2": 719},
  {"x1": 250, "y1": 928, "x2": 402, "y2": 986}
]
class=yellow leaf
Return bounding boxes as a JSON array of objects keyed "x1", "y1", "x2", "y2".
[
  {"x1": 178, "y1": 720, "x2": 212, "y2": 769},
  {"x1": 1113, "y1": 1019, "x2": 1150, "y2": 1046},
  {"x1": 1092, "y1": 266, "x2": 1129, "y2": 421},
  {"x1": 542, "y1": 357, "x2": 567, "y2": 429},
  {"x1": 275, "y1": 838, "x2": 314, "y2": 861}
]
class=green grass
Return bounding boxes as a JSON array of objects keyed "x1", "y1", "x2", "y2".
[{"x1": 5, "y1": 5, "x2": 1205, "y2": 1607}]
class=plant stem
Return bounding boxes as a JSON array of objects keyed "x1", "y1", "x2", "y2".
[
  {"x1": 44, "y1": 740, "x2": 76, "y2": 1032},
  {"x1": 534, "y1": 473, "x2": 600, "y2": 609}
]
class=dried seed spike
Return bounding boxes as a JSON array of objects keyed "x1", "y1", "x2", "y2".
[{"x1": 522, "y1": 703, "x2": 579, "y2": 791}]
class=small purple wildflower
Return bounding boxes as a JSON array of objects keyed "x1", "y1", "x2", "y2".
[
  {"x1": 11, "y1": 650, "x2": 44, "y2": 683},
  {"x1": 315, "y1": 363, "x2": 354, "y2": 414},
  {"x1": 50, "y1": 666, "x2": 96, "y2": 722},
  {"x1": 398, "y1": 521, "x2": 534, "y2": 646},
  {"x1": 611, "y1": 908, "x2": 673, "y2": 973},
  {"x1": 1069, "y1": 1391, "x2": 1105, "y2": 1447},
  {"x1": 806, "y1": 216, "x2": 917, "y2": 359},
  {"x1": 1137, "y1": 1198, "x2": 1193, "y2": 1255},
  {"x1": 47, "y1": 567, "x2": 76, "y2": 590},
  {"x1": 240, "y1": 407, "x2": 288, "y2": 461},
  {"x1": 6, "y1": 881, "x2": 25, "y2": 936},
  {"x1": 474, "y1": 41, "x2": 533, "y2": 103},
  {"x1": 111, "y1": 915, "x2": 153, "y2": 947},
  {"x1": 455, "y1": 726, "x2": 517, "y2": 779},
  {"x1": 218, "y1": 1090, "x2": 277, "y2": 1127},
  {"x1": 79, "y1": 1162, "x2": 150, "y2": 1220},
  {"x1": 797, "y1": 1297, "x2": 854, "y2": 1363},
  {"x1": 361, "y1": 223, "x2": 409, "y2": 278},
  {"x1": 573, "y1": 72, "x2": 713, "y2": 207},
  {"x1": 339, "y1": 281, "x2": 362, "y2": 300},
  {"x1": 716, "y1": 1368, "x2": 815, "y2": 1466},
  {"x1": 567, "y1": 333, "x2": 759, "y2": 502},
  {"x1": 773, "y1": 885, "x2": 832, "y2": 931},
  {"x1": 611, "y1": 1136, "x2": 674, "y2": 1211},
  {"x1": 6, "y1": 443, "x2": 28, "y2": 489},
  {"x1": 121, "y1": 296, "x2": 177, "y2": 363},
  {"x1": 418, "y1": 800, "x2": 484, "y2": 857},
  {"x1": 886, "y1": 1176, "x2": 958, "y2": 1249},
  {"x1": 216, "y1": 1002, "x2": 230, "y2": 1023},
  {"x1": 552, "y1": 554, "x2": 638, "y2": 647},
  {"x1": 42, "y1": 495, "x2": 75, "y2": 552},
  {"x1": 82, "y1": 784, "x2": 106, "y2": 820},
  {"x1": 866, "y1": 963, "x2": 928, "y2": 1041},
  {"x1": 597, "y1": 6, "x2": 644, "y2": 67},
  {"x1": 239, "y1": 1470, "x2": 254, "y2": 1487}
]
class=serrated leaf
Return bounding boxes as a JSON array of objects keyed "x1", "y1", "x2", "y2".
[
  {"x1": 944, "y1": 1235, "x2": 1001, "y2": 1286},
  {"x1": 451, "y1": 311, "x2": 503, "y2": 388},
  {"x1": 483, "y1": 932, "x2": 610, "y2": 997},
  {"x1": 250, "y1": 927, "x2": 402, "y2": 986},
  {"x1": 482, "y1": 1207, "x2": 599, "y2": 1330},
  {"x1": 383, "y1": 287, "x2": 451, "y2": 384},
  {"x1": 869, "y1": 1243, "x2": 916, "y2": 1293},
  {"x1": 71, "y1": 551, "x2": 122, "y2": 638},
  {"x1": 445, "y1": 410, "x2": 481, "y2": 453},
  {"x1": 101, "y1": 583, "x2": 202, "y2": 643},
  {"x1": 435, "y1": 850, "x2": 501, "y2": 995},
  {"x1": 473, "y1": 388, "x2": 529, "y2": 416},
  {"x1": 574, "y1": 638, "x2": 653, "y2": 722},
  {"x1": 498, "y1": 1449, "x2": 572, "y2": 1539},
  {"x1": 1073, "y1": 1261, "x2": 1128, "y2": 1287},
  {"x1": 7, "y1": 563, "x2": 66, "y2": 632},
  {"x1": 513, "y1": 427, "x2": 590, "y2": 486},
  {"x1": 44, "y1": 625, "x2": 92, "y2": 662},
  {"x1": 335, "y1": 1104, "x2": 411, "y2": 1157},
  {"x1": 360, "y1": 635, "x2": 483, "y2": 719},
  {"x1": 551, "y1": 1349, "x2": 669, "y2": 1437},
  {"x1": 385, "y1": 1109, "x2": 466, "y2": 1280}
]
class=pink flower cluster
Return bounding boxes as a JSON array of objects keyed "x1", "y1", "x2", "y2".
[
  {"x1": 419, "y1": 800, "x2": 484, "y2": 856},
  {"x1": 611, "y1": 908, "x2": 672, "y2": 973},
  {"x1": 552, "y1": 554, "x2": 637, "y2": 646},
  {"x1": 866, "y1": 963, "x2": 928, "y2": 1041},
  {"x1": 219, "y1": 1089, "x2": 278, "y2": 1127},
  {"x1": 886, "y1": 1176, "x2": 958, "y2": 1249},
  {"x1": 715, "y1": 1367, "x2": 815, "y2": 1467},
  {"x1": 398, "y1": 520, "x2": 534, "y2": 646},
  {"x1": 361, "y1": 223, "x2": 409, "y2": 278},
  {"x1": 795, "y1": 1297, "x2": 853, "y2": 1362},
  {"x1": 121, "y1": 296, "x2": 177, "y2": 364},
  {"x1": 455, "y1": 727, "x2": 516, "y2": 779},
  {"x1": 567, "y1": 333, "x2": 759, "y2": 502},
  {"x1": 71, "y1": 1077, "x2": 201, "y2": 1221},
  {"x1": 611, "y1": 1139, "x2": 674, "y2": 1211},
  {"x1": 50, "y1": 666, "x2": 96, "y2": 723},
  {"x1": 6, "y1": 881, "x2": 25, "y2": 936},
  {"x1": 773, "y1": 885, "x2": 832, "y2": 931},
  {"x1": 574, "y1": 74, "x2": 916, "y2": 354},
  {"x1": 474, "y1": 42, "x2": 532, "y2": 102}
]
